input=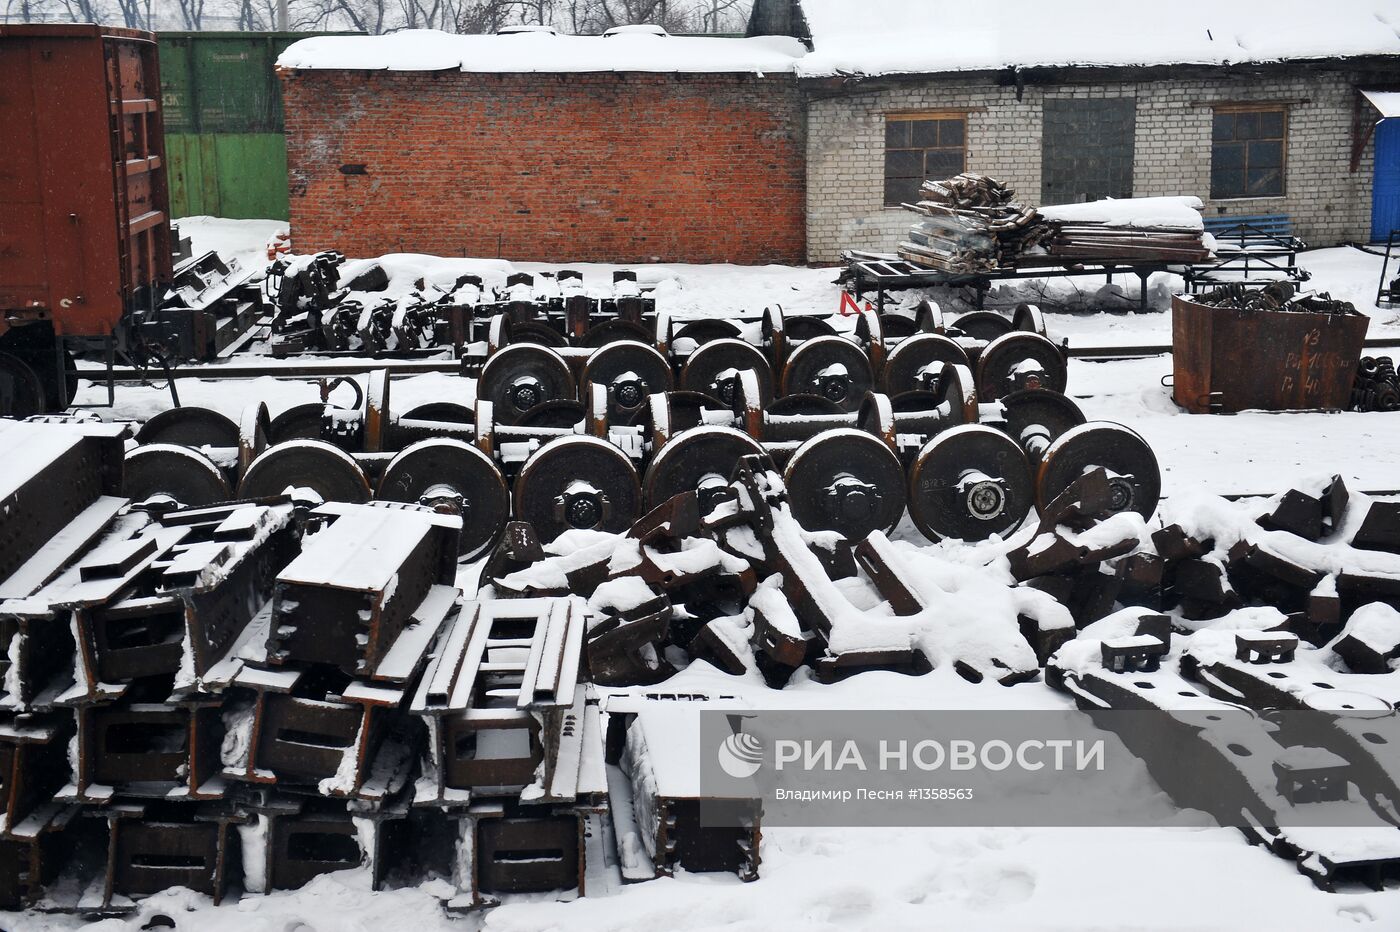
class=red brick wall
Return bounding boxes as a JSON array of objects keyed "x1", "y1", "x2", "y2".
[{"x1": 279, "y1": 70, "x2": 806, "y2": 265}]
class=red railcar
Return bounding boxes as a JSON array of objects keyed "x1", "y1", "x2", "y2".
[{"x1": 0, "y1": 24, "x2": 173, "y2": 412}]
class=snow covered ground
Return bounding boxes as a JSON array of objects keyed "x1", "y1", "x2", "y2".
[{"x1": 26, "y1": 219, "x2": 1400, "y2": 931}]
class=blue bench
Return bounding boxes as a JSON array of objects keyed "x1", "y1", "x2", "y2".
[{"x1": 1202, "y1": 214, "x2": 1294, "y2": 238}]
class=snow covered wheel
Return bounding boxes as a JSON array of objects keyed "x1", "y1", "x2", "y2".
[
  {"x1": 401, "y1": 401, "x2": 474, "y2": 424},
  {"x1": 784, "y1": 315, "x2": 837, "y2": 342},
  {"x1": 680, "y1": 338, "x2": 774, "y2": 409},
  {"x1": 878, "y1": 332, "x2": 972, "y2": 395},
  {"x1": 1037, "y1": 422, "x2": 1161, "y2": 520},
  {"x1": 854, "y1": 309, "x2": 887, "y2": 376},
  {"x1": 364, "y1": 369, "x2": 391, "y2": 453},
  {"x1": 581, "y1": 319, "x2": 652, "y2": 348},
  {"x1": 673, "y1": 319, "x2": 741, "y2": 346},
  {"x1": 1013, "y1": 302, "x2": 1048, "y2": 337},
  {"x1": 877, "y1": 312, "x2": 918, "y2": 338},
  {"x1": 914, "y1": 298, "x2": 945, "y2": 334},
  {"x1": 784, "y1": 428, "x2": 906, "y2": 541},
  {"x1": 642, "y1": 425, "x2": 763, "y2": 512},
  {"x1": 511, "y1": 321, "x2": 567, "y2": 347},
  {"x1": 515, "y1": 436, "x2": 641, "y2": 543},
  {"x1": 238, "y1": 439, "x2": 372, "y2": 504},
  {"x1": 779, "y1": 335, "x2": 873, "y2": 413},
  {"x1": 976, "y1": 331, "x2": 1068, "y2": 399},
  {"x1": 998, "y1": 389, "x2": 1085, "y2": 464},
  {"x1": 123, "y1": 443, "x2": 232, "y2": 508},
  {"x1": 267, "y1": 402, "x2": 325, "y2": 444},
  {"x1": 909, "y1": 424, "x2": 1033, "y2": 542},
  {"x1": 856, "y1": 392, "x2": 898, "y2": 452},
  {"x1": 135, "y1": 406, "x2": 239, "y2": 449},
  {"x1": 768, "y1": 393, "x2": 843, "y2": 417},
  {"x1": 928, "y1": 361, "x2": 980, "y2": 427},
  {"x1": 582, "y1": 340, "x2": 673, "y2": 425},
  {"x1": 762, "y1": 306, "x2": 787, "y2": 367},
  {"x1": 377, "y1": 438, "x2": 510, "y2": 558},
  {"x1": 478, "y1": 343, "x2": 576, "y2": 425},
  {"x1": 950, "y1": 310, "x2": 1014, "y2": 343}
]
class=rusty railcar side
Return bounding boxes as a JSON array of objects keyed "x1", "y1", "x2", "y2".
[{"x1": 0, "y1": 24, "x2": 172, "y2": 407}]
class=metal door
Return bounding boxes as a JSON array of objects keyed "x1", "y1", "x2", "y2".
[{"x1": 1373, "y1": 118, "x2": 1400, "y2": 242}]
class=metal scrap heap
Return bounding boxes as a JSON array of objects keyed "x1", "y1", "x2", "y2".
[{"x1": 898, "y1": 173, "x2": 1212, "y2": 273}]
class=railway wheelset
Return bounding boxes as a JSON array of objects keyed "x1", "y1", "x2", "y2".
[{"x1": 118, "y1": 301, "x2": 1161, "y2": 557}]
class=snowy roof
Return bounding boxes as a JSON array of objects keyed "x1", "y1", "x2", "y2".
[
  {"x1": 1363, "y1": 89, "x2": 1400, "y2": 118},
  {"x1": 277, "y1": 28, "x2": 807, "y2": 74},
  {"x1": 793, "y1": 0, "x2": 1400, "y2": 78}
]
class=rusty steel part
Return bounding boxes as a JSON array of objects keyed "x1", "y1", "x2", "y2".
[
  {"x1": 516, "y1": 399, "x2": 585, "y2": 428},
  {"x1": 122, "y1": 443, "x2": 232, "y2": 507},
  {"x1": 364, "y1": 369, "x2": 392, "y2": 452},
  {"x1": 1351, "y1": 355, "x2": 1400, "y2": 412},
  {"x1": 267, "y1": 402, "x2": 326, "y2": 443},
  {"x1": 237, "y1": 439, "x2": 372, "y2": 503},
  {"x1": 642, "y1": 425, "x2": 764, "y2": 511},
  {"x1": 767, "y1": 393, "x2": 844, "y2": 417},
  {"x1": 646, "y1": 390, "x2": 730, "y2": 451},
  {"x1": 975, "y1": 331, "x2": 1068, "y2": 398},
  {"x1": 1037, "y1": 422, "x2": 1161, "y2": 520},
  {"x1": 1172, "y1": 292, "x2": 1368, "y2": 413},
  {"x1": 761, "y1": 306, "x2": 787, "y2": 366},
  {"x1": 377, "y1": 438, "x2": 510, "y2": 558},
  {"x1": 783, "y1": 429, "x2": 906, "y2": 540},
  {"x1": 0, "y1": 352, "x2": 46, "y2": 418},
  {"x1": 680, "y1": 338, "x2": 774, "y2": 409},
  {"x1": 270, "y1": 502, "x2": 458, "y2": 676},
  {"x1": 855, "y1": 391, "x2": 898, "y2": 451},
  {"x1": 949, "y1": 310, "x2": 1015, "y2": 343},
  {"x1": 479, "y1": 343, "x2": 576, "y2": 424},
  {"x1": 908, "y1": 424, "x2": 1033, "y2": 541},
  {"x1": 854, "y1": 309, "x2": 887, "y2": 375},
  {"x1": 582, "y1": 340, "x2": 673, "y2": 424},
  {"x1": 136, "y1": 406, "x2": 240, "y2": 449},
  {"x1": 779, "y1": 335, "x2": 874, "y2": 412},
  {"x1": 238, "y1": 402, "x2": 272, "y2": 476},
  {"x1": 933, "y1": 361, "x2": 980, "y2": 426},
  {"x1": 514, "y1": 436, "x2": 642, "y2": 542},
  {"x1": 878, "y1": 332, "x2": 971, "y2": 395},
  {"x1": 996, "y1": 388, "x2": 1086, "y2": 463}
]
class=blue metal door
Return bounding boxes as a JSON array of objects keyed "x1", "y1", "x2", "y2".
[{"x1": 1374, "y1": 118, "x2": 1400, "y2": 242}]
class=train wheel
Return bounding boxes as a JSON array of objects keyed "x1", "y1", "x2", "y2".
[
  {"x1": 779, "y1": 335, "x2": 873, "y2": 413},
  {"x1": 909, "y1": 424, "x2": 1033, "y2": 542},
  {"x1": 642, "y1": 425, "x2": 763, "y2": 512},
  {"x1": 998, "y1": 389, "x2": 1085, "y2": 464},
  {"x1": 238, "y1": 440, "x2": 372, "y2": 504},
  {"x1": 135, "y1": 406, "x2": 240, "y2": 449},
  {"x1": 268, "y1": 402, "x2": 325, "y2": 444},
  {"x1": 123, "y1": 444, "x2": 231, "y2": 508},
  {"x1": 514, "y1": 436, "x2": 642, "y2": 543},
  {"x1": 950, "y1": 310, "x2": 1014, "y2": 342},
  {"x1": 377, "y1": 438, "x2": 510, "y2": 559},
  {"x1": 784, "y1": 428, "x2": 905, "y2": 540},
  {"x1": 479, "y1": 343, "x2": 575, "y2": 426},
  {"x1": 1036, "y1": 422, "x2": 1161, "y2": 520},
  {"x1": 583, "y1": 341, "x2": 673, "y2": 425},
  {"x1": 0, "y1": 351, "x2": 45, "y2": 419},
  {"x1": 680, "y1": 339, "x2": 774, "y2": 409},
  {"x1": 878, "y1": 333, "x2": 971, "y2": 395},
  {"x1": 976, "y1": 331, "x2": 1068, "y2": 398}
]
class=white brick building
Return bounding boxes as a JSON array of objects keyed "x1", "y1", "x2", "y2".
[{"x1": 749, "y1": 0, "x2": 1400, "y2": 263}]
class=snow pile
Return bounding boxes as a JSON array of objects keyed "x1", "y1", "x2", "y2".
[
  {"x1": 795, "y1": 0, "x2": 1400, "y2": 77},
  {"x1": 278, "y1": 29, "x2": 807, "y2": 74},
  {"x1": 1038, "y1": 197, "x2": 1205, "y2": 232}
]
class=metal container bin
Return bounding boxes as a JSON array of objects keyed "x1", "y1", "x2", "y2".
[{"x1": 1171, "y1": 293, "x2": 1368, "y2": 413}]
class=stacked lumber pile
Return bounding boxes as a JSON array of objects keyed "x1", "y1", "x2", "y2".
[{"x1": 898, "y1": 173, "x2": 1211, "y2": 273}]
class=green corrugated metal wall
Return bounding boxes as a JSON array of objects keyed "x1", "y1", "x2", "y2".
[{"x1": 159, "y1": 32, "x2": 349, "y2": 221}]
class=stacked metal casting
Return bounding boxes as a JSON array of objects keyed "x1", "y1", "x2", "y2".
[
  {"x1": 113, "y1": 300, "x2": 1162, "y2": 559},
  {"x1": 0, "y1": 418, "x2": 759, "y2": 914},
  {"x1": 263, "y1": 257, "x2": 655, "y2": 358},
  {"x1": 1352, "y1": 356, "x2": 1400, "y2": 411},
  {"x1": 898, "y1": 173, "x2": 1210, "y2": 273}
]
